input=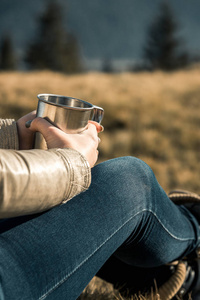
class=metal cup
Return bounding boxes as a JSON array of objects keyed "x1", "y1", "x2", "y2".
[{"x1": 34, "y1": 93, "x2": 104, "y2": 149}]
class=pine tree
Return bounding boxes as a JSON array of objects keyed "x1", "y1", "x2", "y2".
[
  {"x1": 0, "y1": 35, "x2": 17, "y2": 70},
  {"x1": 143, "y1": 2, "x2": 188, "y2": 71},
  {"x1": 25, "y1": 0, "x2": 82, "y2": 73},
  {"x1": 102, "y1": 58, "x2": 113, "y2": 73}
]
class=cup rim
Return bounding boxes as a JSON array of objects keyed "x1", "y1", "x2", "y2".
[{"x1": 37, "y1": 93, "x2": 94, "y2": 111}]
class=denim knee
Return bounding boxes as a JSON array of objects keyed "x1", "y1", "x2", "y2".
[
  {"x1": 96, "y1": 156, "x2": 154, "y2": 179},
  {"x1": 116, "y1": 156, "x2": 158, "y2": 209},
  {"x1": 93, "y1": 156, "x2": 158, "y2": 211},
  {"x1": 115, "y1": 156, "x2": 155, "y2": 183}
]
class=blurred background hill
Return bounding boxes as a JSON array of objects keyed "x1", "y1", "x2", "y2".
[{"x1": 0, "y1": 0, "x2": 200, "y2": 71}]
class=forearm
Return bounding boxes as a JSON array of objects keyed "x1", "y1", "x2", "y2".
[{"x1": 0, "y1": 148, "x2": 91, "y2": 218}]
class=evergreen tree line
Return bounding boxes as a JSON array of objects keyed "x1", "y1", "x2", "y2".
[
  {"x1": 0, "y1": 1, "x2": 199, "y2": 73},
  {"x1": 0, "y1": 1, "x2": 82, "y2": 73}
]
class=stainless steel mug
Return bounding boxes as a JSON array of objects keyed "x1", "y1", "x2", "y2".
[{"x1": 34, "y1": 93, "x2": 104, "y2": 149}]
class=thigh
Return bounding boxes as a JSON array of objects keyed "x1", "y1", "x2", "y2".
[{"x1": 0, "y1": 157, "x2": 151, "y2": 299}]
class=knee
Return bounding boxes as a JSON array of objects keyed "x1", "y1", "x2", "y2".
[
  {"x1": 119, "y1": 156, "x2": 156, "y2": 191},
  {"x1": 93, "y1": 156, "x2": 156, "y2": 195},
  {"x1": 93, "y1": 156, "x2": 157, "y2": 211},
  {"x1": 117, "y1": 156, "x2": 153, "y2": 176},
  {"x1": 106, "y1": 156, "x2": 155, "y2": 182}
]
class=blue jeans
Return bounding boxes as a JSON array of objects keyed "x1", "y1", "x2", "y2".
[{"x1": 0, "y1": 157, "x2": 199, "y2": 299}]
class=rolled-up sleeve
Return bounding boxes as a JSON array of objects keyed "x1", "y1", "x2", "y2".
[
  {"x1": 0, "y1": 148, "x2": 91, "y2": 218},
  {"x1": 0, "y1": 119, "x2": 19, "y2": 149}
]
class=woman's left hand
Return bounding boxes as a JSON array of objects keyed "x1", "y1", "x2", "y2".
[{"x1": 16, "y1": 111, "x2": 36, "y2": 150}]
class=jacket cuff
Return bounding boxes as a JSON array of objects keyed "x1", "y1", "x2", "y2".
[
  {"x1": 0, "y1": 119, "x2": 19, "y2": 149},
  {"x1": 54, "y1": 148, "x2": 91, "y2": 202}
]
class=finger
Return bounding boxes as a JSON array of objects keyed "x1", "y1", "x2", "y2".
[
  {"x1": 28, "y1": 110, "x2": 37, "y2": 118},
  {"x1": 86, "y1": 124, "x2": 100, "y2": 145},
  {"x1": 23, "y1": 111, "x2": 37, "y2": 122},
  {"x1": 84, "y1": 122, "x2": 98, "y2": 135},
  {"x1": 88, "y1": 120, "x2": 104, "y2": 133},
  {"x1": 26, "y1": 117, "x2": 57, "y2": 135}
]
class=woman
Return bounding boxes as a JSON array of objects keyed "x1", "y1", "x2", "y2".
[{"x1": 0, "y1": 112, "x2": 199, "y2": 299}]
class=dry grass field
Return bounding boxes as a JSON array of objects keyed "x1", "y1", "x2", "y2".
[
  {"x1": 1, "y1": 67, "x2": 200, "y2": 299},
  {"x1": 1, "y1": 67, "x2": 200, "y2": 193}
]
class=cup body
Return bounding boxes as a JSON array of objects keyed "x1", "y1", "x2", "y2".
[{"x1": 34, "y1": 94, "x2": 104, "y2": 149}]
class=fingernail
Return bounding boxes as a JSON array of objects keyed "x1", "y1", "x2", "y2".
[
  {"x1": 25, "y1": 120, "x2": 33, "y2": 128},
  {"x1": 100, "y1": 125, "x2": 104, "y2": 132}
]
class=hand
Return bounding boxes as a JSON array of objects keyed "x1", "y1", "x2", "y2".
[
  {"x1": 16, "y1": 111, "x2": 36, "y2": 150},
  {"x1": 28, "y1": 118, "x2": 101, "y2": 168}
]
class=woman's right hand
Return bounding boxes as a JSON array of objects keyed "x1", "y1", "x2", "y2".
[{"x1": 28, "y1": 118, "x2": 101, "y2": 168}]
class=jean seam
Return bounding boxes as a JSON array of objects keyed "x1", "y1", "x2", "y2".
[
  {"x1": 39, "y1": 208, "x2": 196, "y2": 299},
  {"x1": 39, "y1": 210, "x2": 144, "y2": 299},
  {"x1": 148, "y1": 209, "x2": 197, "y2": 241}
]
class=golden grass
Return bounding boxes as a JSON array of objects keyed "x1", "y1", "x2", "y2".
[
  {"x1": 1, "y1": 68, "x2": 199, "y2": 193},
  {"x1": 78, "y1": 276, "x2": 161, "y2": 300}
]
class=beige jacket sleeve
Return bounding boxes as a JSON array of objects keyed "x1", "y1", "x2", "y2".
[
  {"x1": 0, "y1": 119, "x2": 91, "y2": 218},
  {"x1": 0, "y1": 119, "x2": 19, "y2": 149}
]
